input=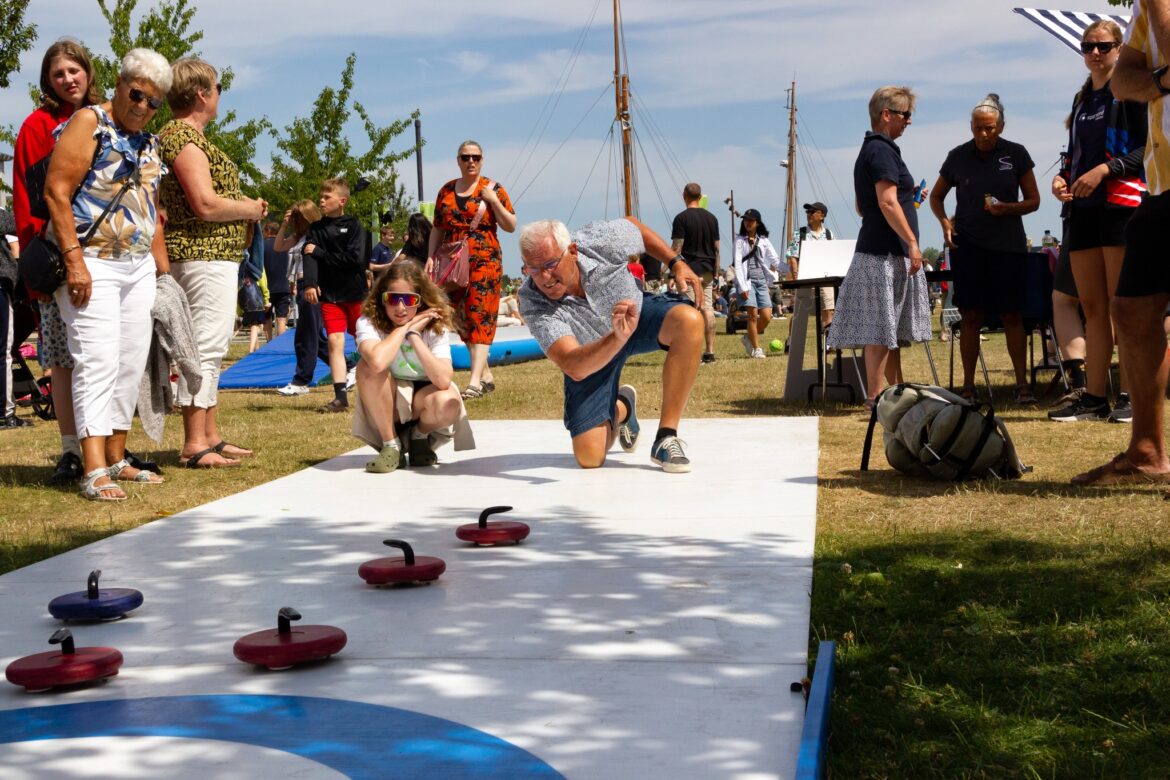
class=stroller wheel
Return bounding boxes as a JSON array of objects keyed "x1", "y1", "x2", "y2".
[{"x1": 31, "y1": 376, "x2": 56, "y2": 421}]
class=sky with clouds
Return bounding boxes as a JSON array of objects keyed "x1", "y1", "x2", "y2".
[{"x1": 3, "y1": 0, "x2": 1128, "y2": 273}]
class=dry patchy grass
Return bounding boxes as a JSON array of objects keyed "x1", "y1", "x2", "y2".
[{"x1": 2, "y1": 321, "x2": 1169, "y2": 776}]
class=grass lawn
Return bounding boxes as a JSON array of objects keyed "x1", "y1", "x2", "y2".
[{"x1": 2, "y1": 318, "x2": 1168, "y2": 778}]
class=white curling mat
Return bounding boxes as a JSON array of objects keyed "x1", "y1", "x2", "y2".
[{"x1": 0, "y1": 417, "x2": 818, "y2": 779}]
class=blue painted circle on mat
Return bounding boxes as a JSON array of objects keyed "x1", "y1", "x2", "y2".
[{"x1": 0, "y1": 694, "x2": 562, "y2": 779}]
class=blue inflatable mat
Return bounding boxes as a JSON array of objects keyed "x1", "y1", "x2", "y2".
[{"x1": 219, "y1": 326, "x2": 543, "y2": 389}]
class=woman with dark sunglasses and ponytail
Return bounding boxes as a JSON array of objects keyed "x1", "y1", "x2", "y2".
[
  {"x1": 1048, "y1": 19, "x2": 1148, "y2": 424},
  {"x1": 352, "y1": 261, "x2": 472, "y2": 473}
]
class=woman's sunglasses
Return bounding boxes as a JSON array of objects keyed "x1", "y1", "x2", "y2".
[
  {"x1": 459, "y1": 154, "x2": 482, "y2": 163},
  {"x1": 128, "y1": 87, "x2": 164, "y2": 110},
  {"x1": 382, "y1": 291, "x2": 421, "y2": 307},
  {"x1": 1081, "y1": 41, "x2": 1118, "y2": 54}
]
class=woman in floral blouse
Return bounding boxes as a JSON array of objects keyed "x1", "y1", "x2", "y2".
[
  {"x1": 43, "y1": 48, "x2": 172, "y2": 500},
  {"x1": 427, "y1": 140, "x2": 516, "y2": 399}
]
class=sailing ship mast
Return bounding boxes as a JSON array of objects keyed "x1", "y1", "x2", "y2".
[
  {"x1": 614, "y1": 0, "x2": 636, "y2": 217},
  {"x1": 781, "y1": 81, "x2": 797, "y2": 253}
]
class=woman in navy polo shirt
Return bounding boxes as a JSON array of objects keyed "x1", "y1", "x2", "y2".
[
  {"x1": 1049, "y1": 19, "x2": 1147, "y2": 423},
  {"x1": 827, "y1": 85, "x2": 932, "y2": 410},
  {"x1": 928, "y1": 94, "x2": 1041, "y2": 404}
]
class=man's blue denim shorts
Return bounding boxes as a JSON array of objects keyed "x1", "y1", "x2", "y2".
[{"x1": 563, "y1": 292, "x2": 692, "y2": 437}]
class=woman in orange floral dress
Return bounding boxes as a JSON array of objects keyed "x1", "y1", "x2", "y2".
[{"x1": 427, "y1": 140, "x2": 516, "y2": 399}]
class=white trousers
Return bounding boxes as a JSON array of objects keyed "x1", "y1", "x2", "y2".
[
  {"x1": 171, "y1": 260, "x2": 238, "y2": 409},
  {"x1": 55, "y1": 251, "x2": 156, "y2": 439}
]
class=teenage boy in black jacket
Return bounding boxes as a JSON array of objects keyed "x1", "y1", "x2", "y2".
[{"x1": 301, "y1": 178, "x2": 370, "y2": 413}]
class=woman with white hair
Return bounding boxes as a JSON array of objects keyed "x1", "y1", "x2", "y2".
[
  {"x1": 827, "y1": 86, "x2": 933, "y2": 409},
  {"x1": 928, "y1": 93, "x2": 1041, "y2": 404},
  {"x1": 43, "y1": 47, "x2": 173, "y2": 500}
]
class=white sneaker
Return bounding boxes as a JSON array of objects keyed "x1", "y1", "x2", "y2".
[
  {"x1": 751, "y1": 347, "x2": 766, "y2": 359},
  {"x1": 276, "y1": 383, "x2": 310, "y2": 396},
  {"x1": 740, "y1": 334, "x2": 753, "y2": 357},
  {"x1": 345, "y1": 366, "x2": 357, "y2": 391}
]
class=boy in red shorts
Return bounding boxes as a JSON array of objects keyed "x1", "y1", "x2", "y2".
[{"x1": 301, "y1": 178, "x2": 370, "y2": 412}]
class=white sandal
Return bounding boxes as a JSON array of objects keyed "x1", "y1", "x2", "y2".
[
  {"x1": 108, "y1": 458, "x2": 164, "y2": 484},
  {"x1": 80, "y1": 469, "x2": 127, "y2": 502}
]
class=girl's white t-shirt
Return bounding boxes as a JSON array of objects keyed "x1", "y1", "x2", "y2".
[{"x1": 354, "y1": 315, "x2": 452, "y2": 381}]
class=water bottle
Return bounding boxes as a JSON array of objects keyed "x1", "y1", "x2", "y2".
[{"x1": 1042, "y1": 230, "x2": 1054, "y2": 248}]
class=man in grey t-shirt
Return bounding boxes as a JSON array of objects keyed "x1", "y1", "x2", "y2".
[{"x1": 518, "y1": 217, "x2": 704, "y2": 472}]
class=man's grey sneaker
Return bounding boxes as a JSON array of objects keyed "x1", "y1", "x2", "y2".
[
  {"x1": 1049, "y1": 386, "x2": 1084, "y2": 409},
  {"x1": 1107, "y1": 393, "x2": 1133, "y2": 423},
  {"x1": 1048, "y1": 394, "x2": 1110, "y2": 422},
  {"x1": 740, "y1": 334, "x2": 753, "y2": 357},
  {"x1": 650, "y1": 435, "x2": 691, "y2": 473},
  {"x1": 617, "y1": 385, "x2": 639, "y2": 453},
  {"x1": 276, "y1": 383, "x2": 310, "y2": 396}
]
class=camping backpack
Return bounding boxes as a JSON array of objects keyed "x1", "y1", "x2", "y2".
[{"x1": 861, "y1": 383, "x2": 1028, "y2": 480}]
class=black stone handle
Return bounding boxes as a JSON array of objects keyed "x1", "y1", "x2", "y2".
[
  {"x1": 382, "y1": 539, "x2": 415, "y2": 566},
  {"x1": 87, "y1": 570, "x2": 102, "y2": 599},
  {"x1": 478, "y1": 506, "x2": 513, "y2": 528},
  {"x1": 277, "y1": 607, "x2": 301, "y2": 635},
  {"x1": 49, "y1": 628, "x2": 75, "y2": 655}
]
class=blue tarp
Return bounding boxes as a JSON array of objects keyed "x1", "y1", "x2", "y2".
[
  {"x1": 219, "y1": 326, "x2": 545, "y2": 389},
  {"x1": 219, "y1": 329, "x2": 353, "y2": 389}
]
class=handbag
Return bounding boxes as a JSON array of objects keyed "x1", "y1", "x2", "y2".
[
  {"x1": 18, "y1": 162, "x2": 140, "y2": 296},
  {"x1": 430, "y1": 179, "x2": 493, "y2": 290}
]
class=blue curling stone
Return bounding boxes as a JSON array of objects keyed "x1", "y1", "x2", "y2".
[{"x1": 48, "y1": 588, "x2": 143, "y2": 621}]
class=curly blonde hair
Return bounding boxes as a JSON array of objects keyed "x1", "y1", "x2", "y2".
[{"x1": 361, "y1": 261, "x2": 455, "y2": 337}]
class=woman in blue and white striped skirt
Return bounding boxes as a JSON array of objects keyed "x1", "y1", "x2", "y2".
[{"x1": 827, "y1": 85, "x2": 932, "y2": 409}]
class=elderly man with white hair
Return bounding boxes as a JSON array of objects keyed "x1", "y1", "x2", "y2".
[{"x1": 517, "y1": 217, "x2": 704, "y2": 473}]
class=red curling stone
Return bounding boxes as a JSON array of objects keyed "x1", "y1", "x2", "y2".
[
  {"x1": 6, "y1": 629, "x2": 123, "y2": 692},
  {"x1": 456, "y1": 505, "x2": 529, "y2": 546},
  {"x1": 359, "y1": 539, "x2": 446, "y2": 585},
  {"x1": 233, "y1": 607, "x2": 347, "y2": 671}
]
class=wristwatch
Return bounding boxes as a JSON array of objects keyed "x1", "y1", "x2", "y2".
[
  {"x1": 1154, "y1": 65, "x2": 1170, "y2": 96},
  {"x1": 668, "y1": 254, "x2": 686, "y2": 273}
]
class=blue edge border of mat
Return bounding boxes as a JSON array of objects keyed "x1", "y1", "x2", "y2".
[{"x1": 795, "y1": 639, "x2": 836, "y2": 780}]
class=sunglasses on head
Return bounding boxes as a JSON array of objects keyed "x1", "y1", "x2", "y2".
[
  {"x1": 128, "y1": 87, "x2": 164, "y2": 110},
  {"x1": 459, "y1": 154, "x2": 482, "y2": 163},
  {"x1": 1080, "y1": 41, "x2": 1118, "y2": 54},
  {"x1": 382, "y1": 291, "x2": 421, "y2": 307}
]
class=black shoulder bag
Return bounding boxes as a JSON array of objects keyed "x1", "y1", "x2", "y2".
[{"x1": 19, "y1": 166, "x2": 140, "y2": 296}]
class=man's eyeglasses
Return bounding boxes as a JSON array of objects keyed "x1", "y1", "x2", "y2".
[
  {"x1": 459, "y1": 154, "x2": 482, "y2": 163},
  {"x1": 382, "y1": 291, "x2": 421, "y2": 307},
  {"x1": 886, "y1": 108, "x2": 912, "y2": 120},
  {"x1": 128, "y1": 87, "x2": 164, "y2": 110},
  {"x1": 1080, "y1": 41, "x2": 1118, "y2": 54},
  {"x1": 523, "y1": 247, "x2": 568, "y2": 275}
]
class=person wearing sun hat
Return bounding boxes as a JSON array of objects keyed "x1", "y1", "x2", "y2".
[{"x1": 785, "y1": 201, "x2": 835, "y2": 329}]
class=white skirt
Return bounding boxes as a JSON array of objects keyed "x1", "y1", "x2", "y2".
[{"x1": 826, "y1": 251, "x2": 932, "y2": 350}]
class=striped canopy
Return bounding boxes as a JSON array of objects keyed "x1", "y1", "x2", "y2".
[{"x1": 1013, "y1": 7, "x2": 1131, "y2": 53}]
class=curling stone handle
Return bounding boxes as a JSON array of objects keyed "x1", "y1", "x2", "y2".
[
  {"x1": 49, "y1": 628, "x2": 75, "y2": 655},
  {"x1": 87, "y1": 569, "x2": 102, "y2": 599},
  {"x1": 277, "y1": 607, "x2": 302, "y2": 635},
  {"x1": 478, "y1": 505, "x2": 514, "y2": 528},
  {"x1": 382, "y1": 539, "x2": 415, "y2": 566}
]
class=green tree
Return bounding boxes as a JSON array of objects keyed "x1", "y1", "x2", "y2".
[
  {"x1": 93, "y1": 0, "x2": 269, "y2": 190},
  {"x1": 0, "y1": 0, "x2": 37, "y2": 90},
  {"x1": 922, "y1": 247, "x2": 941, "y2": 265},
  {"x1": 260, "y1": 52, "x2": 420, "y2": 228}
]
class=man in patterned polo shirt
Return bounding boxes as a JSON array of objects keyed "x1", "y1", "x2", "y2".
[
  {"x1": 518, "y1": 218, "x2": 704, "y2": 473},
  {"x1": 1073, "y1": 0, "x2": 1170, "y2": 486}
]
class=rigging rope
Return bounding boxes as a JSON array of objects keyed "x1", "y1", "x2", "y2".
[
  {"x1": 504, "y1": 0, "x2": 604, "y2": 187},
  {"x1": 569, "y1": 126, "x2": 618, "y2": 225},
  {"x1": 631, "y1": 127, "x2": 671, "y2": 224},
  {"x1": 511, "y1": 83, "x2": 613, "y2": 204},
  {"x1": 795, "y1": 111, "x2": 860, "y2": 232}
]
